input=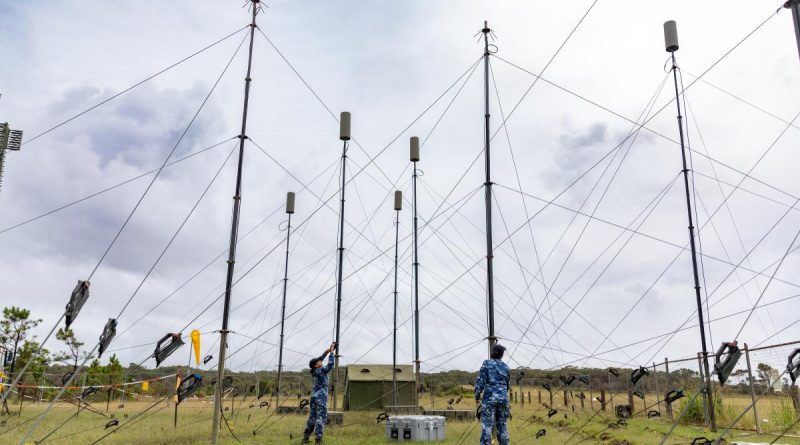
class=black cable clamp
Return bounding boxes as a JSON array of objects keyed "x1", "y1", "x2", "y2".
[
  {"x1": 105, "y1": 419, "x2": 119, "y2": 429},
  {"x1": 299, "y1": 398, "x2": 309, "y2": 409},
  {"x1": 630, "y1": 366, "x2": 649, "y2": 386},
  {"x1": 691, "y1": 438, "x2": 712, "y2": 445},
  {"x1": 664, "y1": 389, "x2": 684, "y2": 406},
  {"x1": 61, "y1": 371, "x2": 74, "y2": 386},
  {"x1": 542, "y1": 383, "x2": 552, "y2": 393},
  {"x1": 154, "y1": 333, "x2": 184, "y2": 367},
  {"x1": 633, "y1": 390, "x2": 644, "y2": 400},
  {"x1": 547, "y1": 408, "x2": 557, "y2": 418},
  {"x1": 608, "y1": 368, "x2": 620, "y2": 378},
  {"x1": 647, "y1": 410, "x2": 661, "y2": 418},
  {"x1": 376, "y1": 412, "x2": 389, "y2": 424},
  {"x1": 65, "y1": 280, "x2": 90, "y2": 329},
  {"x1": 203, "y1": 355, "x2": 213, "y2": 365},
  {"x1": 177, "y1": 373, "x2": 202, "y2": 404},
  {"x1": 787, "y1": 347, "x2": 800, "y2": 384},
  {"x1": 535, "y1": 428, "x2": 546, "y2": 439},
  {"x1": 98, "y1": 318, "x2": 117, "y2": 358},
  {"x1": 578, "y1": 375, "x2": 591, "y2": 385},
  {"x1": 714, "y1": 341, "x2": 742, "y2": 386},
  {"x1": 259, "y1": 401, "x2": 270, "y2": 408},
  {"x1": 559, "y1": 375, "x2": 575, "y2": 387}
]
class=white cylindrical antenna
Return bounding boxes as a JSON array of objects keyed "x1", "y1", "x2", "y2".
[
  {"x1": 339, "y1": 112, "x2": 351, "y2": 141},
  {"x1": 664, "y1": 20, "x2": 679, "y2": 53},
  {"x1": 286, "y1": 192, "x2": 295, "y2": 214},
  {"x1": 410, "y1": 136, "x2": 420, "y2": 162},
  {"x1": 394, "y1": 191, "x2": 403, "y2": 211}
]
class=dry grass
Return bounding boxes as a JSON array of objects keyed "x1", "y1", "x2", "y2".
[{"x1": 1, "y1": 391, "x2": 798, "y2": 445}]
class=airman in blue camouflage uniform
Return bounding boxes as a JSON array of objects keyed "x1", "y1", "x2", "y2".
[
  {"x1": 475, "y1": 344, "x2": 510, "y2": 445},
  {"x1": 302, "y1": 342, "x2": 336, "y2": 444}
]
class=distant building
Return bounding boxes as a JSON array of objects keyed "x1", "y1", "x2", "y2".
[
  {"x1": 769, "y1": 369, "x2": 783, "y2": 393},
  {"x1": 343, "y1": 364, "x2": 416, "y2": 411}
]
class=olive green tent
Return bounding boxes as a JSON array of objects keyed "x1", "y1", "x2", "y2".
[{"x1": 343, "y1": 364, "x2": 416, "y2": 411}]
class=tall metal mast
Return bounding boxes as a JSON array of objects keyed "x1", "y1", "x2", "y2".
[
  {"x1": 663, "y1": 20, "x2": 716, "y2": 432},
  {"x1": 410, "y1": 136, "x2": 421, "y2": 410},
  {"x1": 276, "y1": 192, "x2": 295, "y2": 411},
  {"x1": 787, "y1": 0, "x2": 800, "y2": 61},
  {"x1": 332, "y1": 111, "x2": 351, "y2": 410},
  {"x1": 481, "y1": 21, "x2": 497, "y2": 356},
  {"x1": 211, "y1": 1, "x2": 259, "y2": 442},
  {"x1": 391, "y1": 191, "x2": 402, "y2": 409}
]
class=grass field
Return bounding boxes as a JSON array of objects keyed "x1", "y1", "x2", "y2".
[{"x1": 2, "y1": 391, "x2": 799, "y2": 445}]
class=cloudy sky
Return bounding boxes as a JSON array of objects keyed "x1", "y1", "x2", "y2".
[{"x1": 1, "y1": 0, "x2": 799, "y2": 378}]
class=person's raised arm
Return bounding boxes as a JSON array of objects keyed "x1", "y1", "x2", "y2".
[{"x1": 323, "y1": 342, "x2": 336, "y2": 373}]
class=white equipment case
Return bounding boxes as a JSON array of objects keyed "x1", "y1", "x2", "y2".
[{"x1": 385, "y1": 415, "x2": 446, "y2": 441}]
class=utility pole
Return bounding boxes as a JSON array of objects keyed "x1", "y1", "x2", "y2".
[
  {"x1": 410, "y1": 136, "x2": 421, "y2": 411},
  {"x1": 211, "y1": 1, "x2": 259, "y2": 442},
  {"x1": 332, "y1": 111, "x2": 351, "y2": 410},
  {"x1": 481, "y1": 21, "x2": 497, "y2": 356},
  {"x1": 392, "y1": 191, "x2": 402, "y2": 409},
  {"x1": 663, "y1": 20, "x2": 716, "y2": 432},
  {"x1": 276, "y1": 192, "x2": 295, "y2": 411}
]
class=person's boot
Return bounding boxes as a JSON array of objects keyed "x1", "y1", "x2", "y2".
[
  {"x1": 315, "y1": 436, "x2": 323, "y2": 444},
  {"x1": 300, "y1": 435, "x2": 310, "y2": 444}
]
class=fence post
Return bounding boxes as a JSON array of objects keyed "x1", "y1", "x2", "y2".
[
  {"x1": 653, "y1": 361, "x2": 661, "y2": 412},
  {"x1": 580, "y1": 393, "x2": 584, "y2": 409},
  {"x1": 600, "y1": 389, "x2": 607, "y2": 412},
  {"x1": 549, "y1": 389, "x2": 553, "y2": 407},
  {"x1": 527, "y1": 391, "x2": 530, "y2": 404},
  {"x1": 563, "y1": 390, "x2": 568, "y2": 407},
  {"x1": 537, "y1": 390, "x2": 541, "y2": 404},
  {"x1": 627, "y1": 380, "x2": 634, "y2": 414},
  {"x1": 664, "y1": 357, "x2": 672, "y2": 420},
  {"x1": 743, "y1": 343, "x2": 760, "y2": 433},
  {"x1": 590, "y1": 389, "x2": 594, "y2": 410}
]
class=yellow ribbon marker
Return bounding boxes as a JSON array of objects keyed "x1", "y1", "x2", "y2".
[
  {"x1": 142, "y1": 380, "x2": 149, "y2": 392},
  {"x1": 0, "y1": 371, "x2": 6, "y2": 392},
  {"x1": 191, "y1": 330, "x2": 201, "y2": 366}
]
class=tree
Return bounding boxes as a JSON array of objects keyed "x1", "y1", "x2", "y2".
[
  {"x1": 756, "y1": 363, "x2": 775, "y2": 390},
  {"x1": 14, "y1": 341, "x2": 49, "y2": 383},
  {"x1": 0, "y1": 307, "x2": 42, "y2": 376},
  {"x1": 55, "y1": 328, "x2": 91, "y2": 371}
]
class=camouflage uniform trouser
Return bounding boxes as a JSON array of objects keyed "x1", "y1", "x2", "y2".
[
  {"x1": 303, "y1": 391, "x2": 328, "y2": 439},
  {"x1": 480, "y1": 399, "x2": 509, "y2": 445}
]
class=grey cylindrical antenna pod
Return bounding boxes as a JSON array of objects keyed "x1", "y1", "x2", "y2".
[
  {"x1": 394, "y1": 191, "x2": 403, "y2": 211},
  {"x1": 410, "y1": 136, "x2": 420, "y2": 162},
  {"x1": 285, "y1": 192, "x2": 295, "y2": 214},
  {"x1": 664, "y1": 20, "x2": 679, "y2": 52},
  {"x1": 339, "y1": 112, "x2": 351, "y2": 141}
]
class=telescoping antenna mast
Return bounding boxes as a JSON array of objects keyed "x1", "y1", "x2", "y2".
[
  {"x1": 391, "y1": 190, "x2": 402, "y2": 409},
  {"x1": 276, "y1": 192, "x2": 295, "y2": 411},
  {"x1": 481, "y1": 21, "x2": 497, "y2": 356},
  {"x1": 663, "y1": 20, "x2": 716, "y2": 432},
  {"x1": 410, "y1": 136, "x2": 421, "y2": 411},
  {"x1": 332, "y1": 111, "x2": 351, "y2": 410},
  {"x1": 211, "y1": 1, "x2": 260, "y2": 442}
]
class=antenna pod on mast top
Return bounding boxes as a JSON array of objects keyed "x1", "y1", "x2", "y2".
[{"x1": 664, "y1": 20, "x2": 679, "y2": 52}]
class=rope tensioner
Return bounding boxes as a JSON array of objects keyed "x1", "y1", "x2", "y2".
[
  {"x1": 607, "y1": 368, "x2": 620, "y2": 378},
  {"x1": 647, "y1": 410, "x2": 660, "y2": 418},
  {"x1": 633, "y1": 390, "x2": 644, "y2": 400},
  {"x1": 713, "y1": 341, "x2": 742, "y2": 386},
  {"x1": 542, "y1": 383, "x2": 552, "y2": 392},
  {"x1": 154, "y1": 333, "x2": 184, "y2": 367},
  {"x1": 547, "y1": 408, "x2": 558, "y2": 418},
  {"x1": 788, "y1": 348, "x2": 800, "y2": 384},
  {"x1": 577, "y1": 375, "x2": 591, "y2": 385},
  {"x1": 177, "y1": 373, "x2": 202, "y2": 404},
  {"x1": 65, "y1": 280, "x2": 90, "y2": 329},
  {"x1": 98, "y1": 318, "x2": 117, "y2": 358},
  {"x1": 664, "y1": 389, "x2": 684, "y2": 406},
  {"x1": 630, "y1": 366, "x2": 649, "y2": 385},
  {"x1": 559, "y1": 375, "x2": 575, "y2": 387},
  {"x1": 535, "y1": 428, "x2": 546, "y2": 438}
]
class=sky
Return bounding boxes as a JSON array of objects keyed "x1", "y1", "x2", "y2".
[{"x1": 1, "y1": 0, "x2": 799, "y2": 378}]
